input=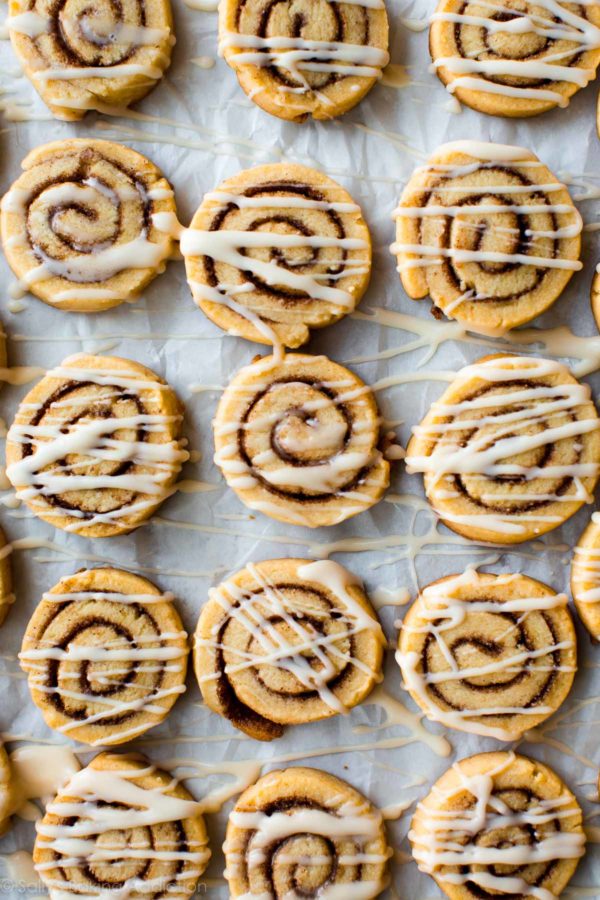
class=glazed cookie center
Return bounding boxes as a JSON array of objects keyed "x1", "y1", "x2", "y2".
[
  {"x1": 441, "y1": 383, "x2": 579, "y2": 510},
  {"x1": 222, "y1": 587, "x2": 350, "y2": 701},
  {"x1": 57, "y1": 0, "x2": 148, "y2": 66},
  {"x1": 459, "y1": 1, "x2": 557, "y2": 82},
  {"x1": 242, "y1": 380, "x2": 357, "y2": 492},
  {"x1": 270, "y1": 833, "x2": 335, "y2": 894}
]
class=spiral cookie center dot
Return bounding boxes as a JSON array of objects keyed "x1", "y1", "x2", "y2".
[
  {"x1": 271, "y1": 834, "x2": 335, "y2": 894},
  {"x1": 273, "y1": 409, "x2": 347, "y2": 463},
  {"x1": 58, "y1": 0, "x2": 143, "y2": 66},
  {"x1": 91, "y1": 826, "x2": 151, "y2": 883}
]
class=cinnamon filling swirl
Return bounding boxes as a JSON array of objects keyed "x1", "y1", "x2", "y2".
[
  {"x1": 34, "y1": 752, "x2": 211, "y2": 899},
  {"x1": 219, "y1": 0, "x2": 389, "y2": 120},
  {"x1": 397, "y1": 571, "x2": 576, "y2": 739},
  {"x1": 182, "y1": 163, "x2": 371, "y2": 352},
  {"x1": 213, "y1": 353, "x2": 391, "y2": 527},
  {"x1": 7, "y1": 0, "x2": 174, "y2": 119},
  {"x1": 20, "y1": 567, "x2": 189, "y2": 746},
  {"x1": 194, "y1": 559, "x2": 385, "y2": 741},
  {"x1": 225, "y1": 767, "x2": 390, "y2": 898},
  {"x1": 6, "y1": 353, "x2": 188, "y2": 538},
  {"x1": 406, "y1": 354, "x2": 600, "y2": 544},
  {"x1": 429, "y1": 0, "x2": 600, "y2": 116},
  {"x1": 0, "y1": 140, "x2": 176, "y2": 311},
  {"x1": 393, "y1": 141, "x2": 582, "y2": 333},
  {"x1": 410, "y1": 751, "x2": 585, "y2": 900}
]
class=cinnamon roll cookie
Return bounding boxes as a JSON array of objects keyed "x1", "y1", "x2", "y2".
[
  {"x1": 0, "y1": 744, "x2": 15, "y2": 836},
  {"x1": 6, "y1": 354, "x2": 188, "y2": 537},
  {"x1": 572, "y1": 512, "x2": 600, "y2": 639},
  {"x1": 392, "y1": 141, "x2": 582, "y2": 334},
  {"x1": 213, "y1": 353, "x2": 391, "y2": 526},
  {"x1": 181, "y1": 163, "x2": 371, "y2": 352},
  {"x1": 410, "y1": 751, "x2": 585, "y2": 900},
  {"x1": 225, "y1": 767, "x2": 391, "y2": 898},
  {"x1": 7, "y1": 0, "x2": 174, "y2": 120},
  {"x1": 397, "y1": 570, "x2": 576, "y2": 740},
  {"x1": 34, "y1": 751, "x2": 211, "y2": 899},
  {"x1": 429, "y1": 0, "x2": 600, "y2": 117},
  {"x1": 406, "y1": 354, "x2": 600, "y2": 544},
  {"x1": 1, "y1": 140, "x2": 177, "y2": 312},
  {"x1": 218, "y1": 0, "x2": 389, "y2": 121},
  {"x1": 20, "y1": 568, "x2": 189, "y2": 746},
  {"x1": 0, "y1": 528, "x2": 14, "y2": 627},
  {"x1": 194, "y1": 559, "x2": 384, "y2": 741}
]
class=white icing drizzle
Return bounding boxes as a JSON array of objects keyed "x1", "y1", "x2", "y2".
[
  {"x1": 1, "y1": 178, "x2": 172, "y2": 300},
  {"x1": 5, "y1": 357, "x2": 188, "y2": 533},
  {"x1": 410, "y1": 752, "x2": 586, "y2": 900},
  {"x1": 225, "y1": 789, "x2": 389, "y2": 898},
  {"x1": 572, "y1": 510, "x2": 600, "y2": 611},
  {"x1": 391, "y1": 141, "x2": 583, "y2": 319},
  {"x1": 219, "y1": 32, "x2": 390, "y2": 87},
  {"x1": 197, "y1": 560, "x2": 383, "y2": 715},
  {"x1": 405, "y1": 356, "x2": 600, "y2": 537},
  {"x1": 35, "y1": 762, "x2": 210, "y2": 894},
  {"x1": 430, "y1": 0, "x2": 600, "y2": 107},
  {"x1": 8, "y1": 745, "x2": 80, "y2": 822},
  {"x1": 396, "y1": 570, "x2": 574, "y2": 739}
]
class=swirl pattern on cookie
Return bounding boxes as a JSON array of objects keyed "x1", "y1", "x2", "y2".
[
  {"x1": 430, "y1": 0, "x2": 600, "y2": 117},
  {"x1": 392, "y1": 141, "x2": 582, "y2": 334},
  {"x1": 194, "y1": 558, "x2": 385, "y2": 741},
  {"x1": 218, "y1": 0, "x2": 389, "y2": 121},
  {"x1": 406, "y1": 354, "x2": 600, "y2": 543},
  {"x1": 6, "y1": 353, "x2": 188, "y2": 537},
  {"x1": 34, "y1": 751, "x2": 211, "y2": 899},
  {"x1": 410, "y1": 751, "x2": 585, "y2": 900},
  {"x1": 20, "y1": 567, "x2": 189, "y2": 746},
  {"x1": 213, "y1": 353, "x2": 391, "y2": 527},
  {"x1": 7, "y1": 0, "x2": 174, "y2": 120},
  {"x1": 397, "y1": 570, "x2": 576, "y2": 740},
  {"x1": 0, "y1": 140, "x2": 177, "y2": 312},
  {"x1": 180, "y1": 163, "x2": 371, "y2": 353},
  {"x1": 225, "y1": 766, "x2": 391, "y2": 898},
  {"x1": 571, "y1": 511, "x2": 600, "y2": 639}
]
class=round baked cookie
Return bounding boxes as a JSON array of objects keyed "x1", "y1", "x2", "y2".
[
  {"x1": 6, "y1": 353, "x2": 188, "y2": 537},
  {"x1": 410, "y1": 751, "x2": 585, "y2": 900},
  {"x1": 7, "y1": 0, "x2": 174, "y2": 120},
  {"x1": 0, "y1": 527, "x2": 14, "y2": 627},
  {"x1": 429, "y1": 0, "x2": 600, "y2": 117},
  {"x1": 181, "y1": 163, "x2": 372, "y2": 351},
  {"x1": 20, "y1": 567, "x2": 189, "y2": 746},
  {"x1": 591, "y1": 266, "x2": 600, "y2": 331},
  {"x1": 34, "y1": 751, "x2": 211, "y2": 899},
  {"x1": 397, "y1": 570, "x2": 576, "y2": 740},
  {"x1": 195, "y1": 558, "x2": 385, "y2": 741},
  {"x1": 406, "y1": 353, "x2": 600, "y2": 544},
  {"x1": 225, "y1": 767, "x2": 390, "y2": 898},
  {"x1": 392, "y1": 140, "x2": 582, "y2": 334},
  {"x1": 0, "y1": 744, "x2": 15, "y2": 836},
  {"x1": 572, "y1": 512, "x2": 600, "y2": 639},
  {"x1": 213, "y1": 352, "x2": 391, "y2": 527},
  {"x1": 0, "y1": 139, "x2": 177, "y2": 312},
  {"x1": 218, "y1": 0, "x2": 389, "y2": 122}
]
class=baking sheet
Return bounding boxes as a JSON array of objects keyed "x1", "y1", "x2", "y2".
[{"x1": 0, "y1": 0, "x2": 600, "y2": 896}]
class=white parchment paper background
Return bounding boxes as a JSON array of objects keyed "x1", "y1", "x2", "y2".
[{"x1": 0, "y1": 0, "x2": 600, "y2": 896}]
